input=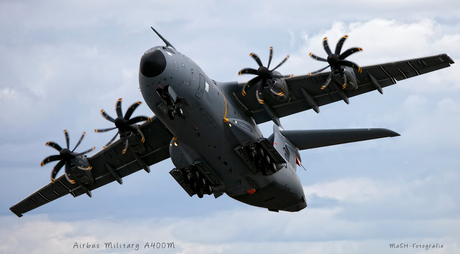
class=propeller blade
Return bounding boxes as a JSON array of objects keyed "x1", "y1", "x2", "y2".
[
  {"x1": 41, "y1": 155, "x2": 62, "y2": 167},
  {"x1": 64, "y1": 129, "x2": 70, "y2": 149},
  {"x1": 124, "y1": 101, "x2": 142, "y2": 120},
  {"x1": 339, "y1": 47, "x2": 363, "y2": 60},
  {"x1": 51, "y1": 160, "x2": 65, "y2": 182},
  {"x1": 255, "y1": 83, "x2": 265, "y2": 105},
  {"x1": 338, "y1": 60, "x2": 362, "y2": 73},
  {"x1": 320, "y1": 72, "x2": 333, "y2": 90},
  {"x1": 267, "y1": 46, "x2": 273, "y2": 69},
  {"x1": 323, "y1": 37, "x2": 333, "y2": 56},
  {"x1": 341, "y1": 70, "x2": 348, "y2": 89},
  {"x1": 250, "y1": 53, "x2": 264, "y2": 67},
  {"x1": 116, "y1": 98, "x2": 123, "y2": 118},
  {"x1": 309, "y1": 52, "x2": 328, "y2": 62},
  {"x1": 127, "y1": 116, "x2": 150, "y2": 125},
  {"x1": 104, "y1": 132, "x2": 119, "y2": 148},
  {"x1": 121, "y1": 130, "x2": 129, "y2": 154},
  {"x1": 101, "y1": 110, "x2": 115, "y2": 123},
  {"x1": 307, "y1": 66, "x2": 330, "y2": 76},
  {"x1": 335, "y1": 35, "x2": 348, "y2": 55},
  {"x1": 72, "y1": 132, "x2": 86, "y2": 152},
  {"x1": 242, "y1": 76, "x2": 262, "y2": 96},
  {"x1": 238, "y1": 68, "x2": 258, "y2": 75},
  {"x1": 271, "y1": 55, "x2": 289, "y2": 71},
  {"x1": 64, "y1": 161, "x2": 75, "y2": 184},
  {"x1": 74, "y1": 146, "x2": 95, "y2": 156},
  {"x1": 45, "y1": 141, "x2": 62, "y2": 152},
  {"x1": 94, "y1": 127, "x2": 117, "y2": 133}
]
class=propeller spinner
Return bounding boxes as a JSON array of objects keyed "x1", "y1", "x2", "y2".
[
  {"x1": 238, "y1": 47, "x2": 293, "y2": 103},
  {"x1": 309, "y1": 35, "x2": 362, "y2": 90},
  {"x1": 40, "y1": 130, "x2": 95, "y2": 184}
]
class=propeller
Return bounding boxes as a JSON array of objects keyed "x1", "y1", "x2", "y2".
[
  {"x1": 238, "y1": 47, "x2": 293, "y2": 103},
  {"x1": 95, "y1": 98, "x2": 150, "y2": 154},
  {"x1": 309, "y1": 35, "x2": 362, "y2": 90},
  {"x1": 40, "y1": 130, "x2": 95, "y2": 184}
]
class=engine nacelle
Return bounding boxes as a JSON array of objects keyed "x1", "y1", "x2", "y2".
[
  {"x1": 341, "y1": 66, "x2": 359, "y2": 90},
  {"x1": 266, "y1": 76, "x2": 291, "y2": 103},
  {"x1": 70, "y1": 156, "x2": 94, "y2": 185}
]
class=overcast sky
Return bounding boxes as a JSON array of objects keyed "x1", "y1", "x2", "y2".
[{"x1": 1, "y1": 1, "x2": 460, "y2": 253}]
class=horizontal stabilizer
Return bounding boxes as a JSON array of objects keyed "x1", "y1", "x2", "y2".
[{"x1": 280, "y1": 128, "x2": 400, "y2": 150}]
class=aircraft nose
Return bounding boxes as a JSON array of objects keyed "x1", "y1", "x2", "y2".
[{"x1": 140, "y1": 49, "x2": 166, "y2": 77}]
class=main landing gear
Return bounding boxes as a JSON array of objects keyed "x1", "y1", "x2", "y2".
[
  {"x1": 182, "y1": 169, "x2": 213, "y2": 198},
  {"x1": 169, "y1": 161, "x2": 223, "y2": 198},
  {"x1": 235, "y1": 139, "x2": 285, "y2": 176}
]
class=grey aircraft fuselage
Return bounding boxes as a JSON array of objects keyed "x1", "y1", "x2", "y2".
[{"x1": 138, "y1": 45, "x2": 307, "y2": 212}]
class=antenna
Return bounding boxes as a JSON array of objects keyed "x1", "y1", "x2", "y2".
[{"x1": 150, "y1": 27, "x2": 175, "y2": 49}]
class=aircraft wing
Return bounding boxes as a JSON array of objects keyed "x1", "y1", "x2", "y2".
[
  {"x1": 228, "y1": 54, "x2": 454, "y2": 124},
  {"x1": 10, "y1": 116, "x2": 173, "y2": 217}
]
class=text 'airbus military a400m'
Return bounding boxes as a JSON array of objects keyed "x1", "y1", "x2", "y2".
[{"x1": 10, "y1": 28, "x2": 454, "y2": 217}]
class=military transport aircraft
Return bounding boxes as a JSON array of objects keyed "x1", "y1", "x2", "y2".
[{"x1": 10, "y1": 28, "x2": 454, "y2": 217}]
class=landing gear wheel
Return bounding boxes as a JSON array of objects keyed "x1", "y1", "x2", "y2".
[
  {"x1": 261, "y1": 166, "x2": 269, "y2": 176},
  {"x1": 255, "y1": 158, "x2": 262, "y2": 169},
  {"x1": 168, "y1": 109, "x2": 175, "y2": 120},
  {"x1": 197, "y1": 188, "x2": 204, "y2": 198},
  {"x1": 184, "y1": 172, "x2": 191, "y2": 182},
  {"x1": 200, "y1": 178, "x2": 207, "y2": 187},
  {"x1": 249, "y1": 150, "x2": 256, "y2": 160},
  {"x1": 258, "y1": 147, "x2": 265, "y2": 157},
  {"x1": 265, "y1": 155, "x2": 271, "y2": 165},
  {"x1": 175, "y1": 107, "x2": 184, "y2": 117},
  {"x1": 270, "y1": 162, "x2": 277, "y2": 173},
  {"x1": 206, "y1": 185, "x2": 213, "y2": 194}
]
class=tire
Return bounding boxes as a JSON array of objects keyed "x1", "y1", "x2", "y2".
[
  {"x1": 176, "y1": 107, "x2": 184, "y2": 117},
  {"x1": 184, "y1": 172, "x2": 191, "y2": 182},
  {"x1": 270, "y1": 163, "x2": 277, "y2": 173},
  {"x1": 197, "y1": 188, "x2": 204, "y2": 198},
  {"x1": 248, "y1": 150, "x2": 256, "y2": 160},
  {"x1": 168, "y1": 109, "x2": 175, "y2": 120},
  {"x1": 207, "y1": 185, "x2": 213, "y2": 194},
  {"x1": 261, "y1": 166, "x2": 268, "y2": 176},
  {"x1": 258, "y1": 147, "x2": 264, "y2": 157},
  {"x1": 201, "y1": 178, "x2": 206, "y2": 187},
  {"x1": 265, "y1": 155, "x2": 271, "y2": 165}
]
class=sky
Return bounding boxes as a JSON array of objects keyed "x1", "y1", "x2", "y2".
[{"x1": 1, "y1": 0, "x2": 460, "y2": 253}]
